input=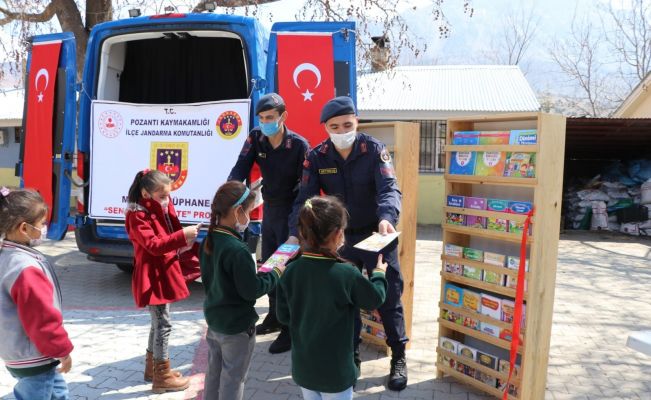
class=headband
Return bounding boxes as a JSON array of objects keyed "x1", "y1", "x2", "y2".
[{"x1": 233, "y1": 187, "x2": 250, "y2": 208}]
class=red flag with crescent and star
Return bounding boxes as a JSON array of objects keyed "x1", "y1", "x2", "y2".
[
  {"x1": 23, "y1": 40, "x2": 62, "y2": 219},
  {"x1": 277, "y1": 33, "x2": 335, "y2": 147}
]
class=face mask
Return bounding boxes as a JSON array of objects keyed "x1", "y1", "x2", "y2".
[
  {"x1": 24, "y1": 223, "x2": 47, "y2": 247},
  {"x1": 235, "y1": 207, "x2": 250, "y2": 233},
  {"x1": 329, "y1": 130, "x2": 356, "y2": 150},
  {"x1": 159, "y1": 198, "x2": 170, "y2": 213},
  {"x1": 260, "y1": 120, "x2": 281, "y2": 137}
]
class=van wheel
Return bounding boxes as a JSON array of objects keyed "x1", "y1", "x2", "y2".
[{"x1": 116, "y1": 263, "x2": 134, "y2": 274}]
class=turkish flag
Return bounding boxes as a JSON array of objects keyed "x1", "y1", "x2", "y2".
[
  {"x1": 23, "y1": 40, "x2": 62, "y2": 219},
  {"x1": 249, "y1": 163, "x2": 263, "y2": 221},
  {"x1": 277, "y1": 33, "x2": 334, "y2": 147}
]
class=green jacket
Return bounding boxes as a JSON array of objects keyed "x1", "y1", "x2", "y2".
[
  {"x1": 276, "y1": 252, "x2": 387, "y2": 392},
  {"x1": 200, "y1": 226, "x2": 280, "y2": 335}
]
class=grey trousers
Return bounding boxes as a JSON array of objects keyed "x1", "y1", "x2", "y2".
[
  {"x1": 203, "y1": 327, "x2": 255, "y2": 400},
  {"x1": 148, "y1": 304, "x2": 171, "y2": 360}
]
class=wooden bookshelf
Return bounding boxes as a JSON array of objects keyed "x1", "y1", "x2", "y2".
[
  {"x1": 437, "y1": 113, "x2": 566, "y2": 400},
  {"x1": 359, "y1": 121, "x2": 419, "y2": 354}
]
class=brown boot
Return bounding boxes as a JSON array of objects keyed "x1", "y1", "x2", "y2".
[
  {"x1": 145, "y1": 350, "x2": 181, "y2": 382},
  {"x1": 152, "y1": 359, "x2": 189, "y2": 394}
]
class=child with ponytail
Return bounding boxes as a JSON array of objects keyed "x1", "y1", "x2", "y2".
[
  {"x1": 200, "y1": 180, "x2": 284, "y2": 400},
  {"x1": 0, "y1": 187, "x2": 73, "y2": 400},
  {"x1": 125, "y1": 170, "x2": 200, "y2": 394},
  {"x1": 276, "y1": 196, "x2": 388, "y2": 400}
]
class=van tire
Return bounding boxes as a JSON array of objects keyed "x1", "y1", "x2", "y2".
[{"x1": 116, "y1": 263, "x2": 134, "y2": 274}]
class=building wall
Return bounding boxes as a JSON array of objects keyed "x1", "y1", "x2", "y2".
[
  {"x1": 0, "y1": 126, "x2": 20, "y2": 187},
  {"x1": 618, "y1": 90, "x2": 651, "y2": 118},
  {"x1": 417, "y1": 174, "x2": 445, "y2": 224}
]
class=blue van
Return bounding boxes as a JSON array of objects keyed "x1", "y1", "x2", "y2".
[{"x1": 18, "y1": 12, "x2": 356, "y2": 271}]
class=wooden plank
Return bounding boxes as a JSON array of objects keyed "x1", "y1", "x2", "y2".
[
  {"x1": 444, "y1": 174, "x2": 538, "y2": 187},
  {"x1": 443, "y1": 206, "x2": 531, "y2": 223},
  {"x1": 441, "y1": 272, "x2": 524, "y2": 299},
  {"x1": 520, "y1": 113, "x2": 566, "y2": 400},
  {"x1": 444, "y1": 144, "x2": 539, "y2": 153},
  {"x1": 442, "y1": 223, "x2": 533, "y2": 244},
  {"x1": 438, "y1": 318, "x2": 522, "y2": 353},
  {"x1": 361, "y1": 318, "x2": 384, "y2": 330},
  {"x1": 441, "y1": 254, "x2": 529, "y2": 279},
  {"x1": 438, "y1": 301, "x2": 515, "y2": 331},
  {"x1": 436, "y1": 363, "x2": 520, "y2": 400}
]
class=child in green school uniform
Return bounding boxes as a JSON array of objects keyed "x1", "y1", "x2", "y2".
[
  {"x1": 200, "y1": 181, "x2": 285, "y2": 400},
  {"x1": 276, "y1": 196, "x2": 388, "y2": 400}
]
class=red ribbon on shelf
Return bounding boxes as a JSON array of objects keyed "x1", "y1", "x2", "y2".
[{"x1": 503, "y1": 207, "x2": 534, "y2": 400}]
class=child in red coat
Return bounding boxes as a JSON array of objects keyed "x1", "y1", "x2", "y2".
[{"x1": 125, "y1": 169, "x2": 200, "y2": 394}]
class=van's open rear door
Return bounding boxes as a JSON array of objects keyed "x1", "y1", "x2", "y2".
[
  {"x1": 266, "y1": 22, "x2": 356, "y2": 147},
  {"x1": 18, "y1": 32, "x2": 77, "y2": 240}
]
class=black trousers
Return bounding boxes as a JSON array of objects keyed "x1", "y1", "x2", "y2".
[{"x1": 261, "y1": 203, "x2": 293, "y2": 323}]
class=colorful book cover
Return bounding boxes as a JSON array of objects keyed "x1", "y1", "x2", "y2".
[
  {"x1": 439, "y1": 337, "x2": 460, "y2": 368},
  {"x1": 508, "y1": 201, "x2": 533, "y2": 214},
  {"x1": 487, "y1": 199, "x2": 509, "y2": 212},
  {"x1": 505, "y1": 275, "x2": 528, "y2": 291},
  {"x1": 478, "y1": 131, "x2": 510, "y2": 145},
  {"x1": 444, "y1": 244, "x2": 464, "y2": 258},
  {"x1": 480, "y1": 293, "x2": 502, "y2": 320},
  {"x1": 444, "y1": 283, "x2": 464, "y2": 307},
  {"x1": 476, "y1": 371, "x2": 498, "y2": 388},
  {"x1": 481, "y1": 322, "x2": 500, "y2": 338},
  {"x1": 504, "y1": 152, "x2": 536, "y2": 178},
  {"x1": 484, "y1": 252, "x2": 506, "y2": 267},
  {"x1": 508, "y1": 220, "x2": 527, "y2": 235},
  {"x1": 497, "y1": 360, "x2": 521, "y2": 394},
  {"x1": 449, "y1": 151, "x2": 477, "y2": 175},
  {"x1": 483, "y1": 270, "x2": 504, "y2": 286},
  {"x1": 452, "y1": 131, "x2": 480, "y2": 145},
  {"x1": 487, "y1": 217, "x2": 508, "y2": 232},
  {"x1": 442, "y1": 309, "x2": 463, "y2": 325},
  {"x1": 446, "y1": 213, "x2": 466, "y2": 226},
  {"x1": 465, "y1": 215, "x2": 487, "y2": 229},
  {"x1": 464, "y1": 365, "x2": 477, "y2": 378},
  {"x1": 258, "y1": 243, "x2": 300, "y2": 273},
  {"x1": 500, "y1": 301, "x2": 526, "y2": 329},
  {"x1": 462, "y1": 265, "x2": 483, "y2": 281},
  {"x1": 465, "y1": 196, "x2": 487, "y2": 210},
  {"x1": 463, "y1": 316, "x2": 480, "y2": 330},
  {"x1": 444, "y1": 262, "x2": 463, "y2": 275},
  {"x1": 447, "y1": 195, "x2": 465, "y2": 208},
  {"x1": 507, "y1": 256, "x2": 529, "y2": 272},
  {"x1": 477, "y1": 351, "x2": 498, "y2": 369},
  {"x1": 475, "y1": 151, "x2": 506, "y2": 176},
  {"x1": 458, "y1": 344, "x2": 478, "y2": 361},
  {"x1": 462, "y1": 289, "x2": 482, "y2": 313},
  {"x1": 509, "y1": 129, "x2": 538, "y2": 145},
  {"x1": 463, "y1": 247, "x2": 484, "y2": 261}
]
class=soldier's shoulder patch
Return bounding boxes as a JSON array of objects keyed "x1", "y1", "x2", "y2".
[{"x1": 380, "y1": 148, "x2": 392, "y2": 163}]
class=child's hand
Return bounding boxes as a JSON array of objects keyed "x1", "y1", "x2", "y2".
[
  {"x1": 56, "y1": 354, "x2": 72, "y2": 373},
  {"x1": 275, "y1": 264, "x2": 287, "y2": 274},
  {"x1": 183, "y1": 225, "x2": 199, "y2": 243},
  {"x1": 373, "y1": 254, "x2": 388, "y2": 274}
]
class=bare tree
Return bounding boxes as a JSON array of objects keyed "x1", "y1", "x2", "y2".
[
  {"x1": 603, "y1": 0, "x2": 651, "y2": 90},
  {"x1": 0, "y1": 0, "x2": 473, "y2": 85},
  {"x1": 548, "y1": 15, "x2": 615, "y2": 117},
  {"x1": 481, "y1": 5, "x2": 539, "y2": 70}
]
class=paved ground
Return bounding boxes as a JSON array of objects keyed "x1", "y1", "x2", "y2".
[{"x1": 1, "y1": 227, "x2": 651, "y2": 399}]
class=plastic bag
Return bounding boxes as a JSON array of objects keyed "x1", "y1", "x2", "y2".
[{"x1": 577, "y1": 189, "x2": 610, "y2": 202}]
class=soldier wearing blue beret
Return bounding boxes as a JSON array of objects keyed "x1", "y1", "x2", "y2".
[
  {"x1": 286, "y1": 96, "x2": 409, "y2": 391},
  {"x1": 228, "y1": 92, "x2": 310, "y2": 354}
]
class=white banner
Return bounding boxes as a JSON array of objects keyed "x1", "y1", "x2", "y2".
[{"x1": 89, "y1": 99, "x2": 250, "y2": 223}]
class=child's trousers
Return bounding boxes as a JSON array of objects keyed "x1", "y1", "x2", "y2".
[
  {"x1": 204, "y1": 326, "x2": 255, "y2": 400},
  {"x1": 148, "y1": 304, "x2": 171, "y2": 360},
  {"x1": 10, "y1": 366, "x2": 69, "y2": 400},
  {"x1": 300, "y1": 386, "x2": 354, "y2": 400}
]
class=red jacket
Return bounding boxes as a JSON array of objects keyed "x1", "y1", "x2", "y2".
[{"x1": 125, "y1": 198, "x2": 199, "y2": 307}]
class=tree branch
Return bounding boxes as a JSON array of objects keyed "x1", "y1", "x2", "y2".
[
  {"x1": 0, "y1": 1, "x2": 57, "y2": 23},
  {"x1": 193, "y1": 0, "x2": 280, "y2": 13}
]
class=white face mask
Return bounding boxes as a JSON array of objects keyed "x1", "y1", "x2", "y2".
[
  {"x1": 24, "y1": 223, "x2": 47, "y2": 247},
  {"x1": 329, "y1": 130, "x2": 357, "y2": 150},
  {"x1": 235, "y1": 207, "x2": 250, "y2": 233}
]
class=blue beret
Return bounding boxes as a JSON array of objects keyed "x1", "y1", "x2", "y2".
[
  {"x1": 320, "y1": 96, "x2": 357, "y2": 123},
  {"x1": 255, "y1": 93, "x2": 285, "y2": 115}
]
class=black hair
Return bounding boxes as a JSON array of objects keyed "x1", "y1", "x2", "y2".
[
  {"x1": 0, "y1": 188, "x2": 48, "y2": 239},
  {"x1": 127, "y1": 170, "x2": 172, "y2": 204},
  {"x1": 203, "y1": 181, "x2": 257, "y2": 255},
  {"x1": 297, "y1": 195, "x2": 348, "y2": 261}
]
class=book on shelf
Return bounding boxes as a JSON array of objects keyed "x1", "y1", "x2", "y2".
[
  {"x1": 466, "y1": 215, "x2": 487, "y2": 229},
  {"x1": 475, "y1": 151, "x2": 507, "y2": 176},
  {"x1": 447, "y1": 195, "x2": 465, "y2": 208},
  {"x1": 445, "y1": 262, "x2": 463, "y2": 275},
  {"x1": 447, "y1": 212, "x2": 466, "y2": 226},
  {"x1": 462, "y1": 265, "x2": 483, "y2": 281},
  {"x1": 504, "y1": 152, "x2": 536, "y2": 178},
  {"x1": 439, "y1": 337, "x2": 460, "y2": 368},
  {"x1": 487, "y1": 199, "x2": 510, "y2": 212},
  {"x1": 463, "y1": 247, "x2": 484, "y2": 262},
  {"x1": 442, "y1": 308, "x2": 463, "y2": 325},
  {"x1": 444, "y1": 283, "x2": 464, "y2": 307},
  {"x1": 462, "y1": 289, "x2": 481, "y2": 314},
  {"x1": 465, "y1": 196, "x2": 487, "y2": 210},
  {"x1": 509, "y1": 129, "x2": 537, "y2": 145},
  {"x1": 449, "y1": 151, "x2": 477, "y2": 175},
  {"x1": 444, "y1": 243, "x2": 464, "y2": 258},
  {"x1": 487, "y1": 217, "x2": 508, "y2": 232}
]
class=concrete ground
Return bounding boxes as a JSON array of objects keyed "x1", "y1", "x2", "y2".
[{"x1": 1, "y1": 227, "x2": 650, "y2": 399}]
